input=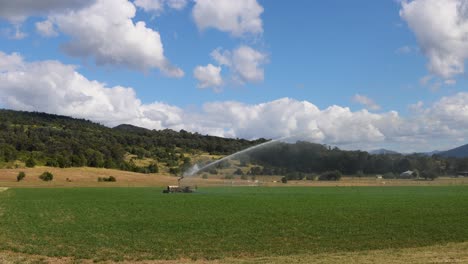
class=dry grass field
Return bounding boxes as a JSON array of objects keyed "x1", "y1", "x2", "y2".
[
  {"x1": 0, "y1": 167, "x2": 178, "y2": 187},
  {"x1": 0, "y1": 240, "x2": 467, "y2": 264},
  {"x1": 1, "y1": 166, "x2": 468, "y2": 188}
]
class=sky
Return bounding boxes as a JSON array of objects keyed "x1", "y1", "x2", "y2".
[{"x1": 0, "y1": 0, "x2": 468, "y2": 153}]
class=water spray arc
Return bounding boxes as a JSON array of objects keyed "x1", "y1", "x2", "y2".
[{"x1": 181, "y1": 133, "x2": 308, "y2": 180}]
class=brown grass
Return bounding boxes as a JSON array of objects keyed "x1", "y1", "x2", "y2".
[
  {"x1": 1, "y1": 167, "x2": 468, "y2": 188},
  {"x1": 0, "y1": 241, "x2": 467, "y2": 264},
  {"x1": 0, "y1": 167, "x2": 179, "y2": 188}
]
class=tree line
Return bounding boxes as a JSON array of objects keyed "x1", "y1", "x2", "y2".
[{"x1": 236, "y1": 141, "x2": 468, "y2": 178}]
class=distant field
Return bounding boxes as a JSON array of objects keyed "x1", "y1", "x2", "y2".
[{"x1": 0, "y1": 187, "x2": 467, "y2": 263}]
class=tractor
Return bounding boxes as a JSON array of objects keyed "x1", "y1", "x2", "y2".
[{"x1": 162, "y1": 176, "x2": 195, "y2": 193}]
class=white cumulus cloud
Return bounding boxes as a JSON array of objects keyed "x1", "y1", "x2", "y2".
[
  {"x1": 134, "y1": 0, "x2": 188, "y2": 13},
  {"x1": 193, "y1": 64, "x2": 223, "y2": 90},
  {"x1": 47, "y1": 0, "x2": 183, "y2": 77},
  {"x1": 352, "y1": 94, "x2": 381, "y2": 111},
  {"x1": 0, "y1": 51, "x2": 182, "y2": 128},
  {"x1": 211, "y1": 45, "x2": 267, "y2": 84},
  {"x1": 35, "y1": 20, "x2": 58, "y2": 37},
  {"x1": 192, "y1": 0, "x2": 263, "y2": 37},
  {"x1": 400, "y1": 0, "x2": 468, "y2": 79}
]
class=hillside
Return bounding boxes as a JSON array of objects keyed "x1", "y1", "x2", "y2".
[
  {"x1": 369, "y1": 149, "x2": 400, "y2": 155},
  {"x1": 0, "y1": 109, "x2": 266, "y2": 173},
  {"x1": 438, "y1": 144, "x2": 468, "y2": 158}
]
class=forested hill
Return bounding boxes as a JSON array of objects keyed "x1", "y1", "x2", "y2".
[
  {"x1": 438, "y1": 144, "x2": 468, "y2": 158},
  {"x1": 0, "y1": 109, "x2": 266, "y2": 172}
]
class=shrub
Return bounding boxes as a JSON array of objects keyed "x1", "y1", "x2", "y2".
[
  {"x1": 25, "y1": 157, "x2": 36, "y2": 168},
  {"x1": 319, "y1": 171, "x2": 342, "y2": 181},
  {"x1": 383, "y1": 172, "x2": 396, "y2": 179},
  {"x1": 224, "y1": 175, "x2": 234, "y2": 180},
  {"x1": 281, "y1": 176, "x2": 288, "y2": 184},
  {"x1": 305, "y1": 174, "x2": 318, "y2": 181},
  {"x1": 17, "y1": 171, "x2": 26, "y2": 182},
  {"x1": 39, "y1": 172, "x2": 53, "y2": 181},
  {"x1": 45, "y1": 159, "x2": 59, "y2": 167},
  {"x1": 201, "y1": 174, "x2": 208, "y2": 179},
  {"x1": 169, "y1": 167, "x2": 181, "y2": 175},
  {"x1": 240, "y1": 174, "x2": 248, "y2": 180},
  {"x1": 147, "y1": 163, "x2": 159, "y2": 173},
  {"x1": 286, "y1": 172, "x2": 304, "y2": 180},
  {"x1": 98, "y1": 176, "x2": 117, "y2": 182}
]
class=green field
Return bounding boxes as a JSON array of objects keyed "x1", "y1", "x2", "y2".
[{"x1": 0, "y1": 187, "x2": 467, "y2": 262}]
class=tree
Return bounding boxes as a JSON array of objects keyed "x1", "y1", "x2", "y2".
[
  {"x1": 25, "y1": 156, "x2": 36, "y2": 168},
  {"x1": 17, "y1": 171, "x2": 25, "y2": 182},
  {"x1": 147, "y1": 162, "x2": 159, "y2": 173},
  {"x1": 421, "y1": 170, "x2": 438, "y2": 181},
  {"x1": 319, "y1": 171, "x2": 342, "y2": 181},
  {"x1": 39, "y1": 171, "x2": 53, "y2": 181},
  {"x1": 169, "y1": 167, "x2": 180, "y2": 175},
  {"x1": 234, "y1": 168, "x2": 244, "y2": 175},
  {"x1": 396, "y1": 158, "x2": 411, "y2": 173}
]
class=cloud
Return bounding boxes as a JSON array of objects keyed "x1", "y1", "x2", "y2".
[
  {"x1": 395, "y1": 45, "x2": 417, "y2": 55},
  {"x1": 352, "y1": 94, "x2": 381, "y2": 111},
  {"x1": 166, "y1": 0, "x2": 188, "y2": 10},
  {"x1": 0, "y1": 0, "x2": 94, "y2": 23},
  {"x1": 47, "y1": 0, "x2": 183, "y2": 77},
  {"x1": 193, "y1": 64, "x2": 223, "y2": 91},
  {"x1": 2, "y1": 51, "x2": 468, "y2": 152},
  {"x1": 192, "y1": 0, "x2": 263, "y2": 37},
  {"x1": 400, "y1": 0, "x2": 468, "y2": 79},
  {"x1": 0, "y1": 51, "x2": 181, "y2": 129},
  {"x1": 134, "y1": 0, "x2": 188, "y2": 13},
  {"x1": 430, "y1": 92, "x2": 468, "y2": 128},
  {"x1": 211, "y1": 45, "x2": 267, "y2": 84},
  {"x1": 2, "y1": 24, "x2": 27, "y2": 39},
  {"x1": 35, "y1": 20, "x2": 58, "y2": 37}
]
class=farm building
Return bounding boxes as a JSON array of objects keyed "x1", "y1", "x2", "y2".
[{"x1": 399, "y1": 170, "x2": 414, "y2": 179}]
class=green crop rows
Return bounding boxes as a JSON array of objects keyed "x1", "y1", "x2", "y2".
[{"x1": 0, "y1": 187, "x2": 467, "y2": 261}]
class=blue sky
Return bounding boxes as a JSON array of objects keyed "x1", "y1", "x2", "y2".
[{"x1": 0, "y1": 0, "x2": 468, "y2": 152}]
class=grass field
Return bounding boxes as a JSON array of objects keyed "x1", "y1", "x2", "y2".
[{"x1": 0, "y1": 186, "x2": 468, "y2": 263}]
